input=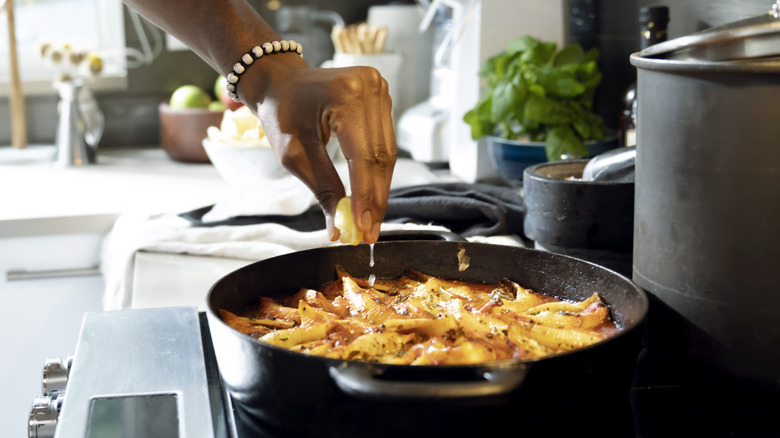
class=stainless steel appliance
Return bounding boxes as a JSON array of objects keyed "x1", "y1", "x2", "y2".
[
  {"x1": 28, "y1": 307, "x2": 241, "y2": 438},
  {"x1": 27, "y1": 303, "x2": 780, "y2": 438}
]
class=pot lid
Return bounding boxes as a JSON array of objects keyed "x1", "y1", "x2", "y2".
[{"x1": 641, "y1": 0, "x2": 780, "y2": 61}]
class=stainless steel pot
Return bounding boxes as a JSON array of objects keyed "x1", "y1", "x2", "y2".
[{"x1": 630, "y1": 5, "x2": 780, "y2": 387}]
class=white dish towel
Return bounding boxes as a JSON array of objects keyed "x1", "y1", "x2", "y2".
[
  {"x1": 100, "y1": 158, "x2": 523, "y2": 311},
  {"x1": 201, "y1": 174, "x2": 315, "y2": 223},
  {"x1": 100, "y1": 209, "x2": 473, "y2": 311}
]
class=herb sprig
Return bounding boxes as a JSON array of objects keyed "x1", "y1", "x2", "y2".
[{"x1": 463, "y1": 35, "x2": 605, "y2": 161}]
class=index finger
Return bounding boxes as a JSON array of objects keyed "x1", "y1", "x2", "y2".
[{"x1": 333, "y1": 71, "x2": 395, "y2": 243}]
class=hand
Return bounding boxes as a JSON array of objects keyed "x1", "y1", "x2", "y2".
[
  {"x1": 120, "y1": 1, "x2": 394, "y2": 242},
  {"x1": 246, "y1": 59, "x2": 396, "y2": 244}
]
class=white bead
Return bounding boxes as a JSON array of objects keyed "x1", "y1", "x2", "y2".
[
  {"x1": 281, "y1": 40, "x2": 290, "y2": 51},
  {"x1": 288, "y1": 41, "x2": 297, "y2": 52},
  {"x1": 262, "y1": 42, "x2": 273, "y2": 54},
  {"x1": 252, "y1": 46, "x2": 263, "y2": 58},
  {"x1": 272, "y1": 41, "x2": 282, "y2": 52},
  {"x1": 226, "y1": 72, "x2": 239, "y2": 83},
  {"x1": 295, "y1": 44, "x2": 302, "y2": 55},
  {"x1": 233, "y1": 63, "x2": 245, "y2": 74},
  {"x1": 226, "y1": 83, "x2": 236, "y2": 92},
  {"x1": 242, "y1": 53, "x2": 253, "y2": 65}
]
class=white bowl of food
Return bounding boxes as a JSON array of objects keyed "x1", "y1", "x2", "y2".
[{"x1": 204, "y1": 106, "x2": 340, "y2": 186}]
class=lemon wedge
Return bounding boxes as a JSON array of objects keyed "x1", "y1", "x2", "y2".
[
  {"x1": 220, "y1": 106, "x2": 264, "y2": 140},
  {"x1": 334, "y1": 197, "x2": 363, "y2": 245}
]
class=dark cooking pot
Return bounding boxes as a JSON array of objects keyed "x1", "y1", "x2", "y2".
[
  {"x1": 523, "y1": 159, "x2": 635, "y2": 277},
  {"x1": 207, "y1": 237, "x2": 648, "y2": 438},
  {"x1": 631, "y1": 26, "x2": 780, "y2": 386}
]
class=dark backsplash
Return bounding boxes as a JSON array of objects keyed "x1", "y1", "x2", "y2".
[{"x1": 0, "y1": 0, "x2": 768, "y2": 148}]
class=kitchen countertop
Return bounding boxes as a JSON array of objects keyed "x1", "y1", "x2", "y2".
[
  {"x1": 0, "y1": 144, "x2": 468, "y2": 310},
  {"x1": 0, "y1": 146, "x2": 229, "y2": 238}
]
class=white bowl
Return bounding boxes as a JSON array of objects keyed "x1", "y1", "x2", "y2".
[
  {"x1": 202, "y1": 137, "x2": 342, "y2": 186},
  {"x1": 202, "y1": 138, "x2": 287, "y2": 186}
]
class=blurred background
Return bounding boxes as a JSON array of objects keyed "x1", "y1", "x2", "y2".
[{"x1": 0, "y1": 0, "x2": 771, "y2": 148}]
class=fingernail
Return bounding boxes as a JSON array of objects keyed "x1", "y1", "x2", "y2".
[
  {"x1": 371, "y1": 222, "x2": 381, "y2": 242},
  {"x1": 361, "y1": 210, "x2": 372, "y2": 232}
]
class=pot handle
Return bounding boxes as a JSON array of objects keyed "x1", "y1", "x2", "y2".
[
  {"x1": 377, "y1": 229, "x2": 466, "y2": 242},
  {"x1": 328, "y1": 362, "x2": 528, "y2": 400}
]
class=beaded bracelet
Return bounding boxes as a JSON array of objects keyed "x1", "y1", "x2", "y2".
[{"x1": 225, "y1": 40, "x2": 303, "y2": 102}]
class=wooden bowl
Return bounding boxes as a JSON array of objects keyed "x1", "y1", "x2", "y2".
[{"x1": 158, "y1": 103, "x2": 224, "y2": 163}]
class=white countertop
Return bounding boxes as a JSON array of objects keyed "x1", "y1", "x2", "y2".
[
  {"x1": 0, "y1": 146, "x2": 229, "y2": 238},
  {"x1": 0, "y1": 144, "x2": 464, "y2": 311},
  {"x1": 133, "y1": 251, "x2": 252, "y2": 310}
]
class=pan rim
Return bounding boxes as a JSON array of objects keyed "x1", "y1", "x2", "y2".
[{"x1": 206, "y1": 241, "x2": 649, "y2": 369}]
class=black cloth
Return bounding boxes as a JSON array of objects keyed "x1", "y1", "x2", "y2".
[
  {"x1": 384, "y1": 183, "x2": 525, "y2": 237},
  {"x1": 179, "y1": 183, "x2": 526, "y2": 237}
]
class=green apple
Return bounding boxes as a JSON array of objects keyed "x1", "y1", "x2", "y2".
[
  {"x1": 208, "y1": 101, "x2": 226, "y2": 112},
  {"x1": 214, "y1": 75, "x2": 244, "y2": 111},
  {"x1": 214, "y1": 75, "x2": 226, "y2": 100},
  {"x1": 169, "y1": 85, "x2": 211, "y2": 109}
]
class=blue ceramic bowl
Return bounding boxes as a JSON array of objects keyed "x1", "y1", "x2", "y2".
[{"x1": 488, "y1": 135, "x2": 618, "y2": 182}]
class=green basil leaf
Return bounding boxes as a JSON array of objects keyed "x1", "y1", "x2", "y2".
[
  {"x1": 491, "y1": 81, "x2": 517, "y2": 121},
  {"x1": 577, "y1": 60, "x2": 596, "y2": 76},
  {"x1": 580, "y1": 69, "x2": 602, "y2": 89},
  {"x1": 553, "y1": 43, "x2": 584, "y2": 66},
  {"x1": 583, "y1": 47, "x2": 600, "y2": 63},
  {"x1": 479, "y1": 53, "x2": 503, "y2": 77},
  {"x1": 497, "y1": 122, "x2": 514, "y2": 139},
  {"x1": 545, "y1": 126, "x2": 587, "y2": 161},
  {"x1": 538, "y1": 41, "x2": 558, "y2": 63},
  {"x1": 548, "y1": 76, "x2": 586, "y2": 98},
  {"x1": 524, "y1": 95, "x2": 574, "y2": 125},
  {"x1": 506, "y1": 35, "x2": 539, "y2": 56},
  {"x1": 520, "y1": 40, "x2": 557, "y2": 66},
  {"x1": 573, "y1": 117, "x2": 591, "y2": 139},
  {"x1": 490, "y1": 76, "x2": 528, "y2": 122},
  {"x1": 463, "y1": 95, "x2": 495, "y2": 140}
]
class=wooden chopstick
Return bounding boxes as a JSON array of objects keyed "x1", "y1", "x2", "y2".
[{"x1": 331, "y1": 23, "x2": 388, "y2": 55}]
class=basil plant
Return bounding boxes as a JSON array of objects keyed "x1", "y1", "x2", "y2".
[{"x1": 463, "y1": 35, "x2": 605, "y2": 161}]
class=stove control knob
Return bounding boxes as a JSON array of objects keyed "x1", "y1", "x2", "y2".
[
  {"x1": 28, "y1": 394, "x2": 64, "y2": 438},
  {"x1": 42, "y1": 356, "x2": 73, "y2": 396}
]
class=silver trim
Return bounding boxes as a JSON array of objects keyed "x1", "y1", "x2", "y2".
[{"x1": 6, "y1": 267, "x2": 101, "y2": 282}]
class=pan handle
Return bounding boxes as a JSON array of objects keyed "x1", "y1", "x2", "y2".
[
  {"x1": 377, "y1": 229, "x2": 466, "y2": 242},
  {"x1": 328, "y1": 362, "x2": 528, "y2": 400}
]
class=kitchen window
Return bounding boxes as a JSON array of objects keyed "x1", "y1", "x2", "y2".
[{"x1": 0, "y1": 0, "x2": 159, "y2": 95}]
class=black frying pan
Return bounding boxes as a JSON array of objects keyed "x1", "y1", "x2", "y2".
[{"x1": 206, "y1": 236, "x2": 648, "y2": 438}]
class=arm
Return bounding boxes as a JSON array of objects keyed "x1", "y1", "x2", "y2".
[{"x1": 124, "y1": 0, "x2": 396, "y2": 244}]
